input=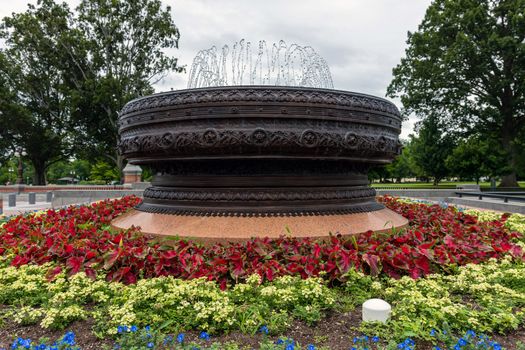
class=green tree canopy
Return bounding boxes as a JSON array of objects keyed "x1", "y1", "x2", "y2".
[
  {"x1": 0, "y1": 0, "x2": 83, "y2": 184},
  {"x1": 445, "y1": 136, "x2": 508, "y2": 183},
  {"x1": 386, "y1": 139, "x2": 417, "y2": 182},
  {"x1": 388, "y1": 0, "x2": 525, "y2": 187},
  {"x1": 73, "y1": 0, "x2": 184, "y2": 172},
  {"x1": 410, "y1": 116, "x2": 456, "y2": 185},
  {"x1": 0, "y1": 0, "x2": 183, "y2": 183}
]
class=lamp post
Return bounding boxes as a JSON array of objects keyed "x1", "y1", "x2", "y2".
[
  {"x1": 70, "y1": 170, "x2": 76, "y2": 184},
  {"x1": 13, "y1": 148, "x2": 27, "y2": 185},
  {"x1": 8, "y1": 167, "x2": 14, "y2": 185}
]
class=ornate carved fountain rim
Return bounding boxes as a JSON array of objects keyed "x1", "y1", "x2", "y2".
[
  {"x1": 119, "y1": 85, "x2": 402, "y2": 125},
  {"x1": 118, "y1": 86, "x2": 403, "y2": 165}
]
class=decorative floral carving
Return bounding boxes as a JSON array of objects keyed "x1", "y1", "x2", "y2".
[
  {"x1": 201, "y1": 129, "x2": 219, "y2": 146},
  {"x1": 119, "y1": 87, "x2": 401, "y2": 119},
  {"x1": 159, "y1": 133, "x2": 174, "y2": 149},
  {"x1": 300, "y1": 130, "x2": 319, "y2": 148},
  {"x1": 119, "y1": 128, "x2": 399, "y2": 157},
  {"x1": 250, "y1": 128, "x2": 268, "y2": 146},
  {"x1": 143, "y1": 187, "x2": 376, "y2": 202},
  {"x1": 136, "y1": 201, "x2": 384, "y2": 217},
  {"x1": 345, "y1": 132, "x2": 360, "y2": 150}
]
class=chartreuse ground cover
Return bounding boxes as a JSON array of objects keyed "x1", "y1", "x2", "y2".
[{"x1": 0, "y1": 196, "x2": 524, "y2": 349}]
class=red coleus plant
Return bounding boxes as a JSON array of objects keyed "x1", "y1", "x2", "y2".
[{"x1": 0, "y1": 195, "x2": 522, "y2": 289}]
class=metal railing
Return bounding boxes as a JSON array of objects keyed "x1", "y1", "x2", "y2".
[{"x1": 455, "y1": 191, "x2": 525, "y2": 203}]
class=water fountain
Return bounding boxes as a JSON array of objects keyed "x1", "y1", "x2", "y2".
[{"x1": 112, "y1": 40, "x2": 407, "y2": 242}]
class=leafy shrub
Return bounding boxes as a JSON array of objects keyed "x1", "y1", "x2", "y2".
[
  {"x1": 360, "y1": 257, "x2": 525, "y2": 340},
  {"x1": 0, "y1": 265, "x2": 335, "y2": 336},
  {"x1": 0, "y1": 196, "x2": 522, "y2": 288}
]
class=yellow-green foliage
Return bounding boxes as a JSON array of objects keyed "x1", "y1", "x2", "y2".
[
  {"x1": 360, "y1": 257, "x2": 525, "y2": 340},
  {"x1": 0, "y1": 264, "x2": 335, "y2": 336},
  {"x1": 465, "y1": 209, "x2": 525, "y2": 235},
  {"x1": 1, "y1": 259, "x2": 525, "y2": 341}
]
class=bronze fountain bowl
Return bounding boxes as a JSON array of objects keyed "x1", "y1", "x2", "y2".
[{"x1": 114, "y1": 86, "x2": 406, "y2": 241}]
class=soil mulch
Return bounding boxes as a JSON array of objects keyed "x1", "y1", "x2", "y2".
[{"x1": 1, "y1": 309, "x2": 524, "y2": 349}]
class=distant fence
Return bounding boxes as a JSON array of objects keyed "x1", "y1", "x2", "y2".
[
  {"x1": 373, "y1": 185, "x2": 523, "y2": 192},
  {"x1": 455, "y1": 191, "x2": 525, "y2": 203},
  {"x1": 0, "y1": 185, "x2": 126, "y2": 193}
]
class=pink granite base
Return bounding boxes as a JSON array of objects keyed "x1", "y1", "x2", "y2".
[{"x1": 112, "y1": 207, "x2": 408, "y2": 244}]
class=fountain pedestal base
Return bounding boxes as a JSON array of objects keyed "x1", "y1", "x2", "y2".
[{"x1": 111, "y1": 207, "x2": 408, "y2": 245}]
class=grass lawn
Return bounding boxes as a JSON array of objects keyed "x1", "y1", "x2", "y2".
[{"x1": 371, "y1": 181, "x2": 525, "y2": 189}]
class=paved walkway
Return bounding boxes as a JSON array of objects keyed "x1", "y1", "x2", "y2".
[
  {"x1": 1, "y1": 200, "x2": 53, "y2": 217},
  {"x1": 446, "y1": 196, "x2": 525, "y2": 214}
]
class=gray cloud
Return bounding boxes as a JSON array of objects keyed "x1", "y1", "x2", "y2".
[{"x1": 0, "y1": 0, "x2": 431, "y2": 137}]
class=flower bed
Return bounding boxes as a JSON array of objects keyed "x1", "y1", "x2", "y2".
[
  {"x1": 0, "y1": 196, "x2": 524, "y2": 348},
  {"x1": 1, "y1": 259, "x2": 523, "y2": 340},
  {"x1": 0, "y1": 196, "x2": 522, "y2": 288}
]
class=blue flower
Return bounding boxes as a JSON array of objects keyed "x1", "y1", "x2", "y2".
[
  {"x1": 163, "y1": 335, "x2": 173, "y2": 345},
  {"x1": 147, "y1": 342, "x2": 154, "y2": 349},
  {"x1": 176, "y1": 333, "x2": 185, "y2": 344},
  {"x1": 433, "y1": 347, "x2": 441, "y2": 350},
  {"x1": 430, "y1": 329, "x2": 436, "y2": 336},
  {"x1": 130, "y1": 325, "x2": 138, "y2": 333},
  {"x1": 406, "y1": 339, "x2": 415, "y2": 346},
  {"x1": 275, "y1": 339, "x2": 284, "y2": 345},
  {"x1": 285, "y1": 344, "x2": 295, "y2": 350},
  {"x1": 465, "y1": 330, "x2": 475, "y2": 337},
  {"x1": 259, "y1": 325, "x2": 269, "y2": 335},
  {"x1": 458, "y1": 338, "x2": 468, "y2": 346},
  {"x1": 61, "y1": 331, "x2": 76, "y2": 346},
  {"x1": 199, "y1": 331, "x2": 210, "y2": 341},
  {"x1": 372, "y1": 336, "x2": 379, "y2": 343},
  {"x1": 307, "y1": 345, "x2": 315, "y2": 350},
  {"x1": 493, "y1": 344, "x2": 501, "y2": 350},
  {"x1": 145, "y1": 325, "x2": 151, "y2": 332}
]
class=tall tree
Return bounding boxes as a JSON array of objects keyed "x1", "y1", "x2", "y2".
[
  {"x1": 385, "y1": 139, "x2": 417, "y2": 182},
  {"x1": 73, "y1": 0, "x2": 184, "y2": 174},
  {"x1": 0, "y1": 52, "x2": 21, "y2": 164},
  {"x1": 0, "y1": 0, "x2": 84, "y2": 184},
  {"x1": 388, "y1": 0, "x2": 525, "y2": 187},
  {"x1": 445, "y1": 136, "x2": 508, "y2": 183},
  {"x1": 410, "y1": 116, "x2": 456, "y2": 185}
]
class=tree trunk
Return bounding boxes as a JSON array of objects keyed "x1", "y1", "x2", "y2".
[
  {"x1": 33, "y1": 162, "x2": 47, "y2": 186},
  {"x1": 498, "y1": 79, "x2": 520, "y2": 188},
  {"x1": 499, "y1": 124, "x2": 520, "y2": 188},
  {"x1": 117, "y1": 153, "x2": 125, "y2": 182},
  {"x1": 500, "y1": 172, "x2": 518, "y2": 188}
]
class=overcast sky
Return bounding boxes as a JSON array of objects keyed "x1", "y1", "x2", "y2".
[{"x1": 0, "y1": 0, "x2": 433, "y2": 138}]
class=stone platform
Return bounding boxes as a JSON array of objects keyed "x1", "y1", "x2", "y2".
[{"x1": 111, "y1": 207, "x2": 408, "y2": 244}]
